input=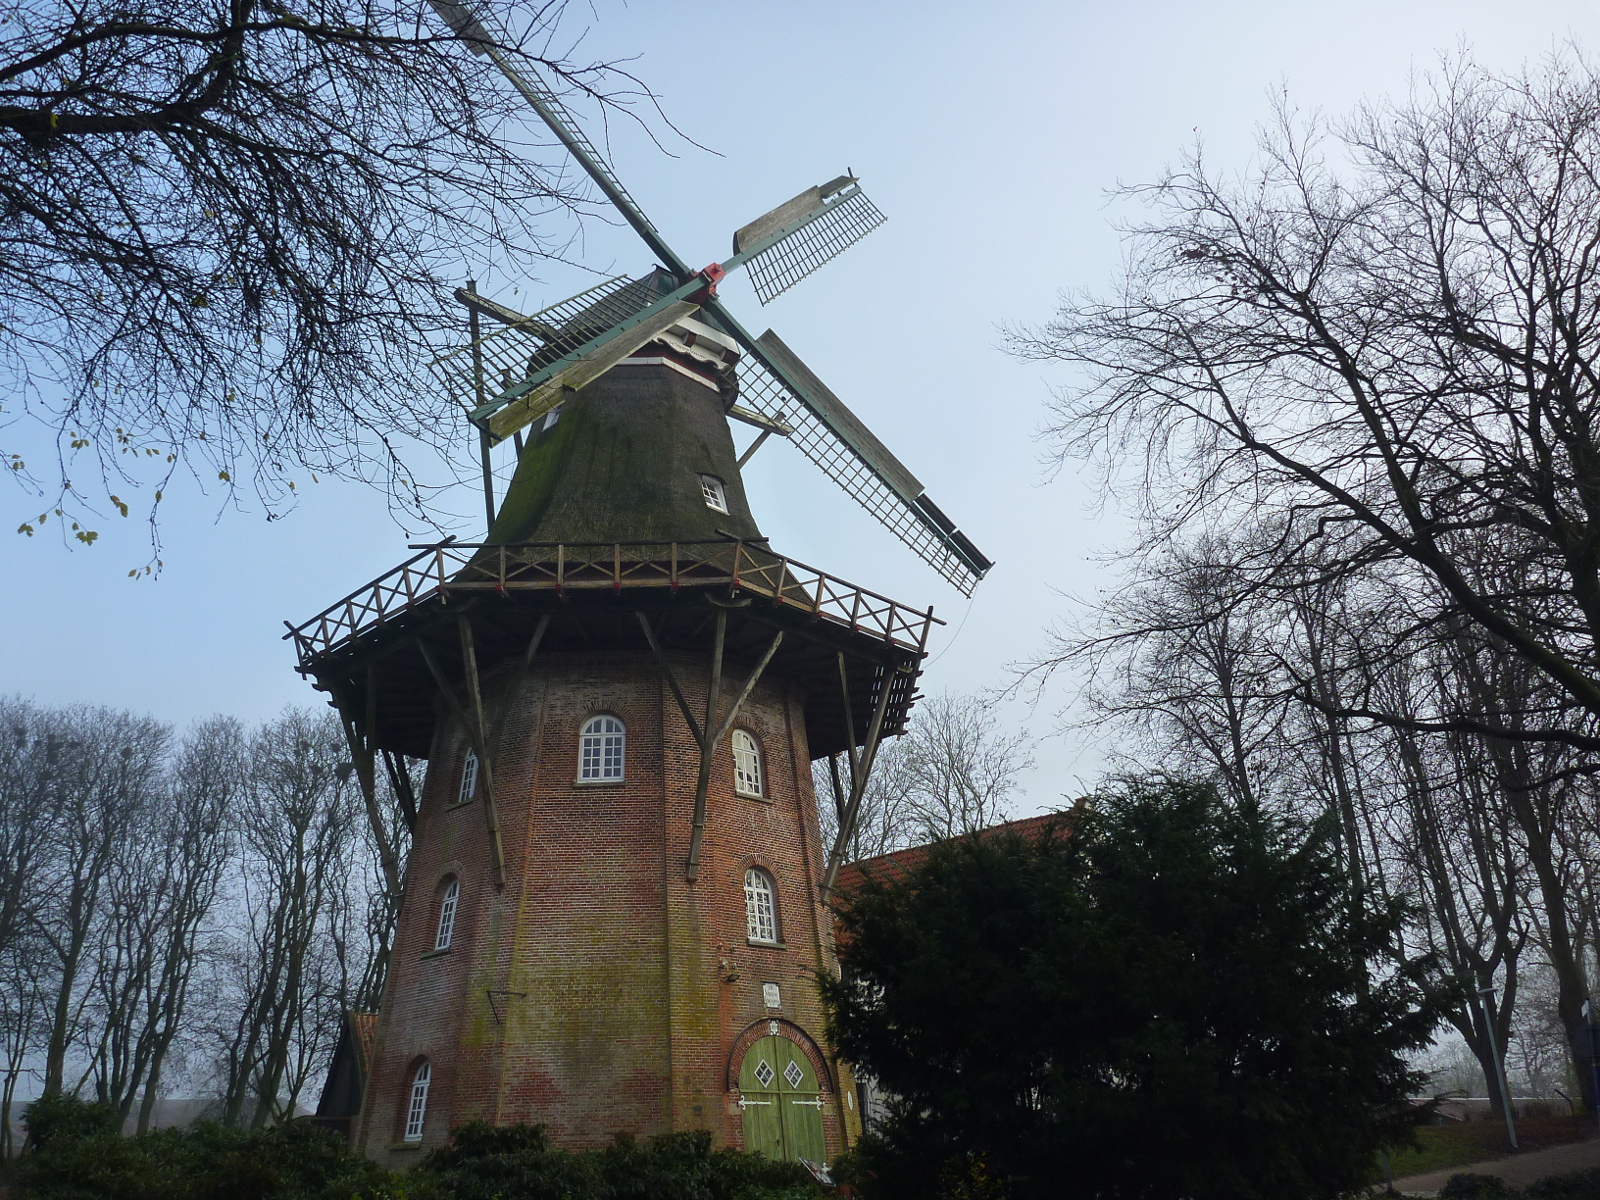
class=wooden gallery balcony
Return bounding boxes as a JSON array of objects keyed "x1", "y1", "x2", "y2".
[{"x1": 285, "y1": 540, "x2": 941, "y2": 762}]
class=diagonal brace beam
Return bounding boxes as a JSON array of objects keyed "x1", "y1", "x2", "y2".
[
  {"x1": 418, "y1": 628, "x2": 507, "y2": 887},
  {"x1": 820, "y1": 663, "x2": 903, "y2": 898},
  {"x1": 636, "y1": 613, "x2": 704, "y2": 744}
]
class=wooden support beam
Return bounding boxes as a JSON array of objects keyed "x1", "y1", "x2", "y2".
[
  {"x1": 418, "y1": 631, "x2": 507, "y2": 888},
  {"x1": 686, "y1": 626, "x2": 784, "y2": 881},
  {"x1": 636, "y1": 613, "x2": 705, "y2": 744},
  {"x1": 488, "y1": 613, "x2": 550, "y2": 754},
  {"x1": 685, "y1": 609, "x2": 727, "y2": 883},
  {"x1": 708, "y1": 631, "x2": 784, "y2": 748},
  {"x1": 643, "y1": 607, "x2": 787, "y2": 883},
  {"x1": 821, "y1": 664, "x2": 902, "y2": 898},
  {"x1": 735, "y1": 428, "x2": 774, "y2": 469},
  {"x1": 381, "y1": 749, "x2": 419, "y2": 833},
  {"x1": 827, "y1": 753, "x2": 848, "y2": 826},
  {"x1": 328, "y1": 674, "x2": 402, "y2": 901},
  {"x1": 836, "y1": 652, "x2": 860, "y2": 786}
]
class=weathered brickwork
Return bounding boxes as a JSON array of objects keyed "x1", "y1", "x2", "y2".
[{"x1": 355, "y1": 645, "x2": 860, "y2": 1167}]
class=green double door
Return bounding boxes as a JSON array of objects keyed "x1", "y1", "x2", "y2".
[{"x1": 738, "y1": 1035, "x2": 826, "y2": 1163}]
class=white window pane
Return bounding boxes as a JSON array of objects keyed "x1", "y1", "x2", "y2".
[
  {"x1": 581, "y1": 717, "x2": 625, "y2": 780},
  {"x1": 745, "y1": 869, "x2": 776, "y2": 943},
  {"x1": 405, "y1": 1061, "x2": 431, "y2": 1141},
  {"x1": 436, "y1": 879, "x2": 459, "y2": 950},
  {"x1": 459, "y1": 750, "x2": 478, "y2": 804},
  {"x1": 700, "y1": 475, "x2": 728, "y2": 513},
  {"x1": 733, "y1": 730, "x2": 762, "y2": 797}
]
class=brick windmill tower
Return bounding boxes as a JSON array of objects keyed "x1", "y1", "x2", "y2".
[{"x1": 290, "y1": 1, "x2": 990, "y2": 1169}]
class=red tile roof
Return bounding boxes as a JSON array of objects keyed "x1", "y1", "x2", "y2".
[
  {"x1": 832, "y1": 809, "x2": 1079, "y2": 899},
  {"x1": 350, "y1": 1011, "x2": 379, "y2": 1077}
]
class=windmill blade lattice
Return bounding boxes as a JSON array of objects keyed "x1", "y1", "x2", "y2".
[
  {"x1": 429, "y1": 274, "x2": 653, "y2": 411},
  {"x1": 732, "y1": 338, "x2": 983, "y2": 596},
  {"x1": 741, "y1": 187, "x2": 887, "y2": 306}
]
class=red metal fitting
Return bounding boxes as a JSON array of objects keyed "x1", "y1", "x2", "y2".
[{"x1": 687, "y1": 262, "x2": 726, "y2": 305}]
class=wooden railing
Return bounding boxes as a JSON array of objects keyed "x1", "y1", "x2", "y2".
[{"x1": 286, "y1": 541, "x2": 940, "y2": 665}]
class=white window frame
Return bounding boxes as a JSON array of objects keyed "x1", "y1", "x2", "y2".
[
  {"x1": 745, "y1": 868, "x2": 778, "y2": 944},
  {"x1": 732, "y1": 729, "x2": 763, "y2": 798},
  {"x1": 404, "y1": 1060, "x2": 431, "y2": 1142},
  {"x1": 458, "y1": 748, "x2": 479, "y2": 806},
  {"x1": 579, "y1": 715, "x2": 626, "y2": 782},
  {"x1": 700, "y1": 474, "x2": 728, "y2": 513},
  {"x1": 434, "y1": 877, "x2": 459, "y2": 951}
]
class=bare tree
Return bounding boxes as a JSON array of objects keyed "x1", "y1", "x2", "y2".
[
  {"x1": 0, "y1": 0, "x2": 660, "y2": 547},
  {"x1": 1013, "y1": 49, "x2": 1600, "y2": 757},
  {"x1": 219, "y1": 707, "x2": 360, "y2": 1126},
  {"x1": 28, "y1": 707, "x2": 169, "y2": 1097}
]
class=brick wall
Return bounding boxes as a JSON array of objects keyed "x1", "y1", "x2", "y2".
[{"x1": 355, "y1": 642, "x2": 858, "y2": 1167}]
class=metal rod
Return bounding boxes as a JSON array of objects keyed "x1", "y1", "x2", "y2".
[
  {"x1": 469, "y1": 281, "x2": 495, "y2": 533},
  {"x1": 1479, "y1": 983, "x2": 1518, "y2": 1149}
]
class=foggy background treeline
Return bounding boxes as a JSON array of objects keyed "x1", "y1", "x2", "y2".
[{"x1": 0, "y1": 699, "x2": 411, "y2": 1154}]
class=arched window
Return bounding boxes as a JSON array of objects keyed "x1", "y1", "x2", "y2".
[
  {"x1": 732, "y1": 729, "x2": 763, "y2": 798},
  {"x1": 744, "y1": 868, "x2": 778, "y2": 944},
  {"x1": 458, "y1": 748, "x2": 479, "y2": 805},
  {"x1": 579, "y1": 715, "x2": 625, "y2": 781},
  {"x1": 404, "y1": 1060, "x2": 431, "y2": 1142},
  {"x1": 434, "y1": 877, "x2": 459, "y2": 951}
]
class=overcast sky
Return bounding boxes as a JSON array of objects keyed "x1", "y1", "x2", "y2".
[{"x1": 2, "y1": 0, "x2": 1593, "y2": 814}]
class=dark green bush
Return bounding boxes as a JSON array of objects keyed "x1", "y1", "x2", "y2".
[
  {"x1": 16, "y1": 1099, "x2": 816, "y2": 1200},
  {"x1": 1439, "y1": 1174, "x2": 1519, "y2": 1200},
  {"x1": 21, "y1": 1094, "x2": 121, "y2": 1149},
  {"x1": 1528, "y1": 1168, "x2": 1600, "y2": 1200},
  {"x1": 16, "y1": 1095, "x2": 398, "y2": 1200},
  {"x1": 408, "y1": 1124, "x2": 817, "y2": 1200}
]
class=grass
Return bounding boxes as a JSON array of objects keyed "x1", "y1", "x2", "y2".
[{"x1": 1382, "y1": 1116, "x2": 1598, "y2": 1181}]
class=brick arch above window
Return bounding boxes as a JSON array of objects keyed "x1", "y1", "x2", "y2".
[{"x1": 725, "y1": 1018, "x2": 835, "y2": 1093}]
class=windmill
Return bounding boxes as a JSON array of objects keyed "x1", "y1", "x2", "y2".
[
  {"x1": 425, "y1": 0, "x2": 991, "y2": 596},
  {"x1": 295, "y1": 3, "x2": 990, "y2": 1165}
]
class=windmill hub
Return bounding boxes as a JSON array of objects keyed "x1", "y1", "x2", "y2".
[{"x1": 625, "y1": 312, "x2": 741, "y2": 396}]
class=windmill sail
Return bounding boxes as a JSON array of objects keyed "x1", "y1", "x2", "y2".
[
  {"x1": 733, "y1": 177, "x2": 887, "y2": 305},
  {"x1": 426, "y1": 0, "x2": 993, "y2": 594},
  {"x1": 726, "y1": 327, "x2": 992, "y2": 594},
  {"x1": 429, "y1": 274, "x2": 677, "y2": 441}
]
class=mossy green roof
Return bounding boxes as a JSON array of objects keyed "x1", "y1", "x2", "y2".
[{"x1": 485, "y1": 362, "x2": 763, "y2": 547}]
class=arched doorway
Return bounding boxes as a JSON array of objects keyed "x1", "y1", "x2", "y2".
[{"x1": 737, "y1": 1034, "x2": 825, "y2": 1162}]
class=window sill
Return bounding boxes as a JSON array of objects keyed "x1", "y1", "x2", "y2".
[
  {"x1": 390, "y1": 1142, "x2": 423, "y2": 1152},
  {"x1": 446, "y1": 799, "x2": 475, "y2": 812},
  {"x1": 736, "y1": 790, "x2": 770, "y2": 803},
  {"x1": 747, "y1": 938, "x2": 786, "y2": 950},
  {"x1": 573, "y1": 778, "x2": 626, "y2": 787},
  {"x1": 420, "y1": 947, "x2": 453, "y2": 960}
]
